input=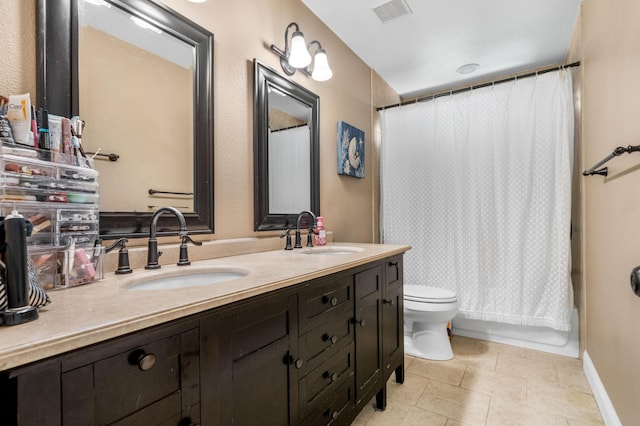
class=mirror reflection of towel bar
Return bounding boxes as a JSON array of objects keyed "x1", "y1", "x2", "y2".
[
  {"x1": 148, "y1": 189, "x2": 194, "y2": 196},
  {"x1": 86, "y1": 151, "x2": 119, "y2": 161}
]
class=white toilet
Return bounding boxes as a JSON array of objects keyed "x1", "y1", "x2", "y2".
[{"x1": 404, "y1": 285, "x2": 460, "y2": 361}]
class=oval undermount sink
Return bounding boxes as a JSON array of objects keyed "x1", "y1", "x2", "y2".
[
  {"x1": 127, "y1": 267, "x2": 249, "y2": 290},
  {"x1": 300, "y1": 246, "x2": 364, "y2": 255}
]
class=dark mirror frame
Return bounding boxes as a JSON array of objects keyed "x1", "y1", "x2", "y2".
[
  {"x1": 253, "y1": 60, "x2": 320, "y2": 231},
  {"x1": 36, "y1": 0, "x2": 214, "y2": 239}
]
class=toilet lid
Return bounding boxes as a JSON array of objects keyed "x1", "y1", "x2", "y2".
[{"x1": 404, "y1": 285, "x2": 457, "y2": 303}]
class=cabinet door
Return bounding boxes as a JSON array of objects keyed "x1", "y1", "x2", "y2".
[
  {"x1": 354, "y1": 265, "x2": 382, "y2": 405},
  {"x1": 0, "y1": 360, "x2": 61, "y2": 426},
  {"x1": 382, "y1": 257, "x2": 404, "y2": 382},
  {"x1": 218, "y1": 293, "x2": 299, "y2": 426}
]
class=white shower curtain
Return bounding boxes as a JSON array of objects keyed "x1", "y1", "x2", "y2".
[
  {"x1": 380, "y1": 70, "x2": 574, "y2": 331},
  {"x1": 268, "y1": 126, "x2": 310, "y2": 213}
]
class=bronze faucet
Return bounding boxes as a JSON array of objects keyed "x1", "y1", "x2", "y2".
[{"x1": 145, "y1": 206, "x2": 202, "y2": 269}]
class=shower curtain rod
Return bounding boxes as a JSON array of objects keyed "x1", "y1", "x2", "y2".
[{"x1": 376, "y1": 61, "x2": 581, "y2": 112}]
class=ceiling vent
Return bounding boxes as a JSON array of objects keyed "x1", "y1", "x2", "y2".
[{"x1": 372, "y1": 0, "x2": 413, "y2": 24}]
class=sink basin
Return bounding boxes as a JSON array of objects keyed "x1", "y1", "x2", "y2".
[
  {"x1": 127, "y1": 267, "x2": 249, "y2": 290},
  {"x1": 300, "y1": 246, "x2": 364, "y2": 255}
]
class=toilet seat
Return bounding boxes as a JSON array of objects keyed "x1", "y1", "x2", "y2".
[{"x1": 404, "y1": 285, "x2": 457, "y2": 303}]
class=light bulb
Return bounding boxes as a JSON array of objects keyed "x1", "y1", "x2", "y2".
[
  {"x1": 288, "y1": 31, "x2": 312, "y2": 68},
  {"x1": 311, "y1": 49, "x2": 333, "y2": 81}
]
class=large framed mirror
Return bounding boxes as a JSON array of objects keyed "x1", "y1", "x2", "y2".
[
  {"x1": 253, "y1": 60, "x2": 320, "y2": 231},
  {"x1": 37, "y1": 0, "x2": 214, "y2": 239}
]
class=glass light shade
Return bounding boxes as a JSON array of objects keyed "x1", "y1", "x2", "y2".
[
  {"x1": 311, "y1": 49, "x2": 333, "y2": 81},
  {"x1": 288, "y1": 31, "x2": 312, "y2": 68}
]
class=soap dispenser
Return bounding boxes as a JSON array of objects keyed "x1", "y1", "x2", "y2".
[
  {"x1": 0, "y1": 210, "x2": 38, "y2": 326},
  {"x1": 314, "y1": 216, "x2": 326, "y2": 246}
]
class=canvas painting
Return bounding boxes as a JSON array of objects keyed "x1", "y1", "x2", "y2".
[{"x1": 337, "y1": 121, "x2": 365, "y2": 178}]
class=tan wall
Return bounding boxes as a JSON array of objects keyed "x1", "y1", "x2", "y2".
[
  {"x1": 164, "y1": 0, "x2": 375, "y2": 243},
  {"x1": 581, "y1": 0, "x2": 640, "y2": 423},
  {"x1": 0, "y1": 0, "x2": 36, "y2": 98},
  {"x1": 1, "y1": 0, "x2": 390, "y2": 244}
]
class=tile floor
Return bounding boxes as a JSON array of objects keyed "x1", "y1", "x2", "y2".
[{"x1": 353, "y1": 336, "x2": 604, "y2": 426}]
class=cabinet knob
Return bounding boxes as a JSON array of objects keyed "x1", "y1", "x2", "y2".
[
  {"x1": 323, "y1": 333, "x2": 338, "y2": 344},
  {"x1": 323, "y1": 296, "x2": 338, "y2": 306},
  {"x1": 383, "y1": 298, "x2": 394, "y2": 305},
  {"x1": 356, "y1": 318, "x2": 366, "y2": 327},
  {"x1": 129, "y1": 349, "x2": 156, "y2": 371},
  {"x1": 295, "y1": 358, "x2": 304, "y2": 369},
  {"x1": 323, "y1": 371, "x2": 338, "y2": 382},
  {"x1": 331, "y1": 411, "x2": 339, "y2": 420}
]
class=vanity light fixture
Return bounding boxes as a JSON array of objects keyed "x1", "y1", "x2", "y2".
[
  {"x1": 271, "y1": 22, "x2": 333, "y2": 81},
  {"x1": 307, "y1": 41, "x2": 333, "y2": 81}
]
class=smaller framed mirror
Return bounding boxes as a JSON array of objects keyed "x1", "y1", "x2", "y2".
[{"x1": 253, "y1": 60, "x2": 320, "y2": 231}]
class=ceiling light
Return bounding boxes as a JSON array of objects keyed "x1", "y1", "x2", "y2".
[
  {"x1": 270, "y1": 22, "x2": 333, "y2": 81},
  {"x1": 456, "y1": 63, "x2": 480, "y2": 74}
]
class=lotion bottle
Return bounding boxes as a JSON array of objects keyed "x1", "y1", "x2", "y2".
[{"x1": 315, "y1": 216, "x2": 326, "y2": 246}]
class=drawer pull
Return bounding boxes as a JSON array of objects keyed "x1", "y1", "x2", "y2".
[
  {"x1": 322, "y1": 334, "x2": 338, "y2": 344},
  {"x1": 324, "y1": 409, "x2": 339, "y2": 420},
  {"x1": 323, "y1": 371, "x2": 339, "y2": 382},
  {"x1": 322, "y1": 296, "x2": 338, "y2": 306},
  {"x1": 284, "y1": 355, "x2": 304, "y2": 369},
  {"x1": 383, "y1": 298, "x2": 394, "y2": 305},
  {"x1": 129, "y1": 350, "x2": 156, "y2": 371}
]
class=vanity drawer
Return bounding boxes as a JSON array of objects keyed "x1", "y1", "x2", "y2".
[
  {"x1": 300, "y1": 376, "x2": 355, "y2": 426},
  {"x1": 299, "y1": 305, "x2": 353, "y2": 374},
  {"x1": 299, "y1": 342, "x2": 354, "y2": 420},
  {"x1": 299, "y1": 274, "x2": 353, "y2": 333}
]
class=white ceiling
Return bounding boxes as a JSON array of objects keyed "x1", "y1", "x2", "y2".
[{"x1": 302, "y1": 0, "x2": 582, "y2": 99}]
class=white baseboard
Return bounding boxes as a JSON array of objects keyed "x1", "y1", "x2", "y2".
[{"x1": 582, "y1": 351, "x2": 622, "y2": 426}]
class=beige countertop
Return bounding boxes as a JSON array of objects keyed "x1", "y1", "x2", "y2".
[{"x1": 0, "y1": 242, "x2": 409, "y2": 371}]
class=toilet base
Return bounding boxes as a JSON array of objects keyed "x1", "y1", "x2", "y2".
[{"x1": 404, "y1": 322, "x2": 454, "y2": 361}]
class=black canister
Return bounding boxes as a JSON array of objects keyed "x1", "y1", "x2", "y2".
[{"x1": 1, "y1": 210, "x2": 38, "y2": 325}]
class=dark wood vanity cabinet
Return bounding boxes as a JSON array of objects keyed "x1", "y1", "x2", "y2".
[{"x1": 0, "y1": 255, "x2": 404, "y2": 426}]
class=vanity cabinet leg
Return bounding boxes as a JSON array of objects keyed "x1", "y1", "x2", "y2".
[
  {"x1": 395, "y1": 364, "x2": 404, "y2": 384},
  {"x1": 375, "y1": 385, "x2": 387, "y2": 411}
]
